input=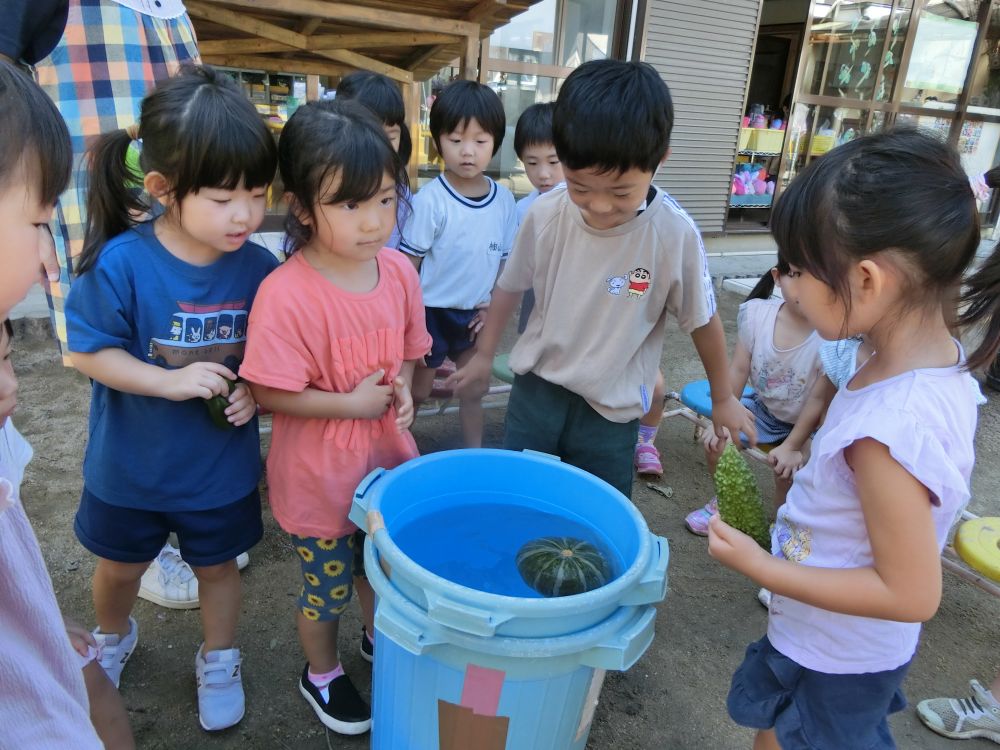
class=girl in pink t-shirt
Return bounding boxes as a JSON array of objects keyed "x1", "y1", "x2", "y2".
[
  {"x1": 240, "y1": 99, "x2": 431, "y2": 736},
  {"x1": 709, "y1": 130, "x2": 1000, "y2": 750}
]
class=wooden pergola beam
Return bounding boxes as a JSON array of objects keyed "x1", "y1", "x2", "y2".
[
  {"x1": 186, "y1": 1, "x2": 412, "y2": 82},
  {"x1": 406, "y1": 1, "x2": 508, "y2": 79},
  {"x1": 201, "y1": 54, "x2": 349, "y2": 78},
  {"x1": 198, "y1": 32, "x2": 461, "y2": 57},
  {"x1": 208, "y1": 0, "x2": 480, "y2": 37}
]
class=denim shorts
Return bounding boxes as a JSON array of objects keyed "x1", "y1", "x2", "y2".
[
  {"x1": 424, "y1": 307, "x2": 478, "y2": 368},
  {"x1": 728, "y1": 636, "x2": 909, "y2": 750},
  {"x1": 75, "y1": 486, "x2": 262, "y2": 567},
  {"x1": 293, "y1": 530, "x2": 366, "y2": 622}
]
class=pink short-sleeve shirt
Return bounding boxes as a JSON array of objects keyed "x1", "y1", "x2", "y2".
[{"x1": 241, "y1": 249, "x2": 432, "y2": 539}]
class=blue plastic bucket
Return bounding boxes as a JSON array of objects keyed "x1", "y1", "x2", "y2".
[{"x1": 349, "y1": 449, "x2": 669, "y2": 749}]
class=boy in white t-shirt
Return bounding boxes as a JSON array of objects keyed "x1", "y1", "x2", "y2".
[
  {"x1": 449, "y1": 60, "x2": 754, "y2": 497},
  {"x1": 512, "y1": 102, "x2": 563, "y2": 333},
  {"x1": 401, "y1": 80, "x2": 516, "y2": 448}
]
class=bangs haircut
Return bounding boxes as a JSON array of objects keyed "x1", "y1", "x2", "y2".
[
  {"x1": 0, "y1": 60, "x2": 71, "y2": 204},
  {"x1": 79, "y1": 65, "x2": 277, "y2": 275},
  {"x1": 514, "y1": 102, "x2": 555, "y2": 157},
  {"x1": 429, "y1": 80, "x2": 505, "y2": 155},
  {"x1": 553, "y1": 60, "x2": 672, "y2": 175},
  {"x1": 279, "y1": 98, "x2": 408, "y2": 254},
  {"x1": 336, "y1": 71, "x2": 405, "y2": 126},
  {"x1": 141, "y1": 65, "x2": 277, "y2": 198},
  {"x1": 771, "y1": 128, "x2": 979, "y2": 308}
]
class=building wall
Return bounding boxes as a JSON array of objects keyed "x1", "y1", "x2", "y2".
[{"x1": 643, "y1": 0, "x2": 762, "y2": 234}]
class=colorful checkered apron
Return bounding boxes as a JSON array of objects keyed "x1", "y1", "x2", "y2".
[{"x1": 33, "y1": 0, "x2": 200, "y2": 363}]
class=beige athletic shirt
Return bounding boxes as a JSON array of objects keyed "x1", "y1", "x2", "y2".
[{"x1": 498, "y1": 185, "x2": 715, "y2": 422}]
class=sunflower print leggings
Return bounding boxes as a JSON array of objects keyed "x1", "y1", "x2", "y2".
[{"x1": 293, "y1": 530, "x2": 366, "y2": 621}]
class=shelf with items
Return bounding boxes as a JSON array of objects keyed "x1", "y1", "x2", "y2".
[{"x1": 729, "y1": 196, "x2": 773, "y2": 209}]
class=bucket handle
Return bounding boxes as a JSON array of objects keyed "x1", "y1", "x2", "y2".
[
  {"x1": 578, "y1": 607, "x2": 656, "y2": 671},
  {"x1": 618, "y1": 534, "x2": 669, "y2": 606},
  {"x1": 348, "y1": 468, "x2": 387, "y2": 529},
  {"x1": 374, "y1": 599, "x2": 447, "y2": 656},
  {"x1": 424, "y1": 591, "x2": 514, "y2": 637}
]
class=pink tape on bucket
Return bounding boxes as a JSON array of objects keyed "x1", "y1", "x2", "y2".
[{"x1": 459, "y1": 664, "x2": 506, "y2": 717}]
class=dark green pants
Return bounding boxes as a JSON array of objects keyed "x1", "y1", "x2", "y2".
[{"x1": 504, "y1": 372, "x2": 639, "y2": 498}]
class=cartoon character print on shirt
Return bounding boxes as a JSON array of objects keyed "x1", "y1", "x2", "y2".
[
  {"x1": 775, "y1": 515, "x2": 812, "y2": 563},
  {"x1": 147, "y1": 300, "x2": 249, "y2": 373},
  {"x1": 754, "y1": 365, "x2": 813, "y2": 407},
  {"x1": 606, "y1": 274, "x2": 628, "y2": 295},
  {"x1": 627, "y1": 268, "x2": 651, "y2": 299}
]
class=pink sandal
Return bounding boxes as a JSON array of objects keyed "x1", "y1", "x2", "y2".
[{"x1": 634, "y1": 443, "x2": 663, "y2": 478}]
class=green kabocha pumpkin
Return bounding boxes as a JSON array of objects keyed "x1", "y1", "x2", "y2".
[
  {"x1": 204, "y1": 378, "x2": 236, "y2": 430},
  {"x1": 516, "y1": 537, "x2": 612, "y2": 597}
]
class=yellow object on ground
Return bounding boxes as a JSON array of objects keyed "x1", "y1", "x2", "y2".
[{"x1": 954, "y1": 517, "x2": 1000, "y2": 583}]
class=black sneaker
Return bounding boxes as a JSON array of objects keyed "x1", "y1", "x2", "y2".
[
  {"x1": 298, "y1": 664, "x2": 371, "y2": 735},
  {"x1": 360, "y1": 628, "x2": 374, "y2": 664}
]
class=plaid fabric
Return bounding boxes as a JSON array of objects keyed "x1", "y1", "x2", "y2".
[{"x1": 33, "y1": 0, "x2": 200, "y2": 363}]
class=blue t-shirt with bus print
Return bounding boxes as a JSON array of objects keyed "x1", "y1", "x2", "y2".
[{"x1": 66, "y1": 222, "x2": 279, "y2": 511}]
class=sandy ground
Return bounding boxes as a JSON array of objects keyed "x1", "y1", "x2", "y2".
[{"x1": 10, "y1": 287, "x2": 1000, "y2": 750}]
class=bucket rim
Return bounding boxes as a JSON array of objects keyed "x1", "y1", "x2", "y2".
[{"x1": 360, "y1": 449, "x2": 653, "y2": 615}]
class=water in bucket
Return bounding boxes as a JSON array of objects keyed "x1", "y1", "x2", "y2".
[{"x1": 391, "y1": 498, "x2": 624, "y2": 598}]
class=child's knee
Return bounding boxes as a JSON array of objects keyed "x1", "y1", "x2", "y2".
[{"x1": 191, "y1": 559, "x2": 238, "y2": 584}]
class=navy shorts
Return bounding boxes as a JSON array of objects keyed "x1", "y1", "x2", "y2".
[
  {"x1": 728, "y1": 636, "x2": 909, "y2": 750},
  {"x1": 424, "y1": 307, "x2": 478, "y2": 368},
  {"x1": 75, "y1": 486, "x2": 263, "y2": 567}
]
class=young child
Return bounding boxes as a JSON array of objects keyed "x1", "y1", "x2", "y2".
[
  {"x1": 685, "y1": 263, "x2": 823, "y2": 535},
  {"x1": 401, "y1": 79, "x2": 517, "y2": 448},
  {"x1": 512, "y1": 102, "x2": 563, "y2": 335},
  {"x1": 240, "y1": 99, "x2": 431, "y2": 736},
  {"x1": 0, "y1": 59, "x2": 106, "y2": 749},
  {"x1": 336, "y1": 70, "x2": 413, "y2": 249},
  {"x1": 65, "y1": 66, "x2": 278, "y2": 731},
  {"x1": 709, "y1": 128, "x2": 1000, "y2": 750},
  {"x1": 450, "y1": 59, "x2": 754, "y2": 497}
]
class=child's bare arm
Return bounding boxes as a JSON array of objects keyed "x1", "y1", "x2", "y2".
[
  {"x1": 690, "y1": 314, "x2": 757, "y2": 446},
  {"x1": 729, "y1": 339, "x2": 752, "y2": 400},
  {"x1": 447, "y1": 287, "x2": 520, "y2": 398},
  {"x1": 710, "y1": 437, "x2": 942, "y2": 622},
  {"x1": 249, "y1": 370, "x2": 392, "y2": 421},
  {"x1": 768, "y1": 375, "x2": 835, "y2": 478},
  {"x1": 70, "y1": 348, "x2": 234, "y2": 401}
]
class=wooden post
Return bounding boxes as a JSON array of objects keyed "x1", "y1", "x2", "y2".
[
  {"x1": 459, "y1": 31, "x2": 480, "y2": 81},
  {"x1": 404, "y1": 80, "x2": 422, "y2": 183},
  {"x1": 306, "y1": 74, "x2": 320, "y2": 101}
]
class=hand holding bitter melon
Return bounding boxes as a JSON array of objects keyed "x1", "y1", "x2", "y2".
[
  {"x1": 204, "y1": 377, "x2": 236, "y2": 430},
  {"x1": 713, "y1": 442, "x2": 771, "y2": 549}
]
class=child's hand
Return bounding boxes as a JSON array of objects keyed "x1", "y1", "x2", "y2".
[
  {"x1": 768, "y1": 444, "x2": 804, "y2": 479},
  {"x1": 161, "y1": 362, "x2": 237, "y2": 401},
  {"x1": 38, "y1": 224, "x2": 60, "y2": 287},
  {"x1": 64, "y1": 616, "x2": 97, "y2": 658},
  {"x1": 446, "y1": 352, "x2": 491, "y2": 400},
  {"x1": 224, "y1": 381, "x2": 257, "y2": 427},
  {"x1": 711, "y1": 394, "x2": 757, "y2": 447},
  {"x1": 468, "y1": 306, "x2": 488, "y2": 342},
  {"x1": 702, "y1": 424, "x2": 728, "y2": 454},
  {"x1": 350, "y1": 369, "x2": 393, "y2": 419},
  {"x1": 393, "y1": 376, "x2": 414, "y2": 432},
  {"x1": 707, "y1": 514, "x2": 770, "y2": 580}
]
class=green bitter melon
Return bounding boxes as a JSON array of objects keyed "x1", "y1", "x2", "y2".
[{"x1": 713, "y1": 443, "x2": 771, "y2": 549}]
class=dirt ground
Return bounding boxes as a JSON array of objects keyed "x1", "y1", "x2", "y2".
[{"x1": 11, "y1": 286, "x2": 1000, "y2": 750}]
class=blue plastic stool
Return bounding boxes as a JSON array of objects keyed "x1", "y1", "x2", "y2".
[{"x1": 679, "y1": 379, "x2": 753, "y2": 419}]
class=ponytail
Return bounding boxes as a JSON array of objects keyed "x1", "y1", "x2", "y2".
[
  {"x1": 77, "y1": 129, "x2": 146, "y2": 276},
  {"x1": 745, "y1": 270, "x2": 776, "y2": 301},
  {"x1": 959, "y1": 241, "x2": 1000, "y2": 370}
]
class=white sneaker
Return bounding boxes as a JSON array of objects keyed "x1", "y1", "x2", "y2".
[
  {"x1": 138, "y1": 546, "x2": 251, "y2": 610},
  {"x1": 917, "y1": 680, "x2": 1000, "y2": 744},
  {"x1": 196, "y1": 644, "x2": 245, "y2": 731},
  {"x1": 93, "y1": 617, "x2": 138, "y2": 688},
  {"x1": 757, "y1": 588, "x2": 772, "y2": 609}
]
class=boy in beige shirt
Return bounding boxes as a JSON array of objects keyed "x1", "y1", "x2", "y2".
[{"x1": 450, "y1": 59, "x2": 754, "y2": 497}]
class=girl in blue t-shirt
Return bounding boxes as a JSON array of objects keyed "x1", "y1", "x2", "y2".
[
  {"x1": 708, "y1": 129, "x2": 1000, "y2": 750},
  {"x1": 65, "y1": 66, "x2": 278, "y2": 733}
]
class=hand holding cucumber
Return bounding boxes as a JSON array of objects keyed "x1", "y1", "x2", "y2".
[{"x1": 161, "y1": 361, "x2": 237, "y2": 401}]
